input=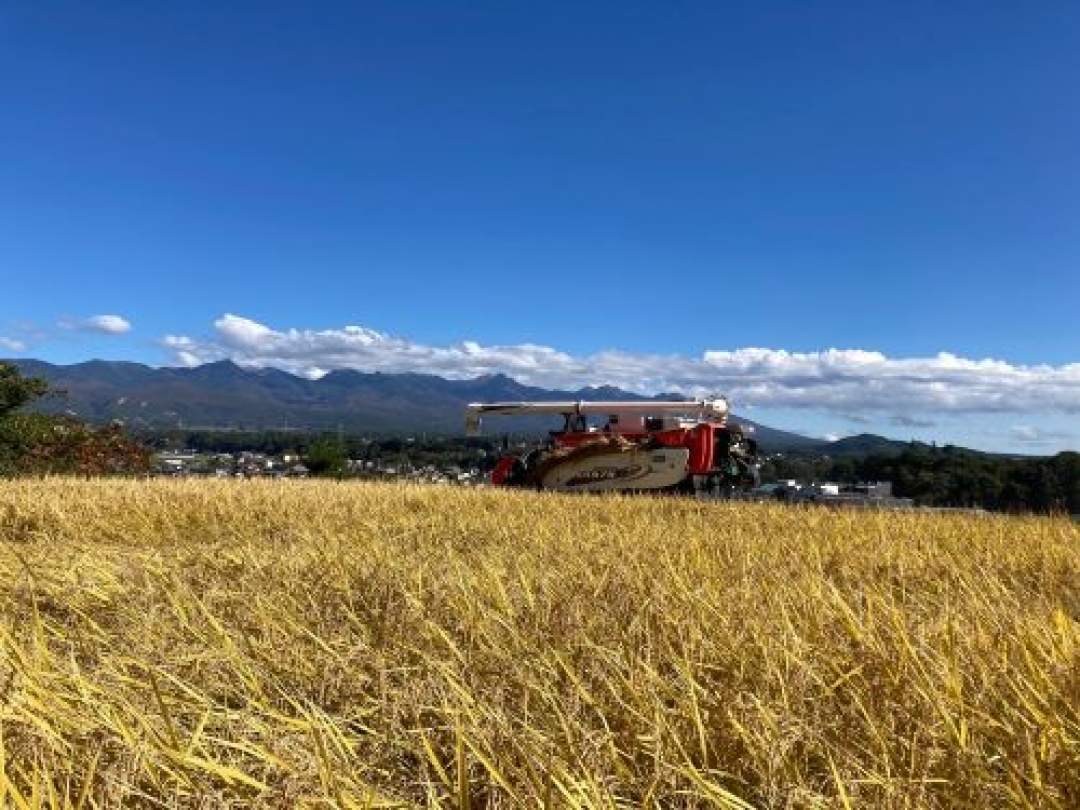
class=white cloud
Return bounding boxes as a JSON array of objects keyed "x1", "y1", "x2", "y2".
[
  {"x1": 85, "y1": 314, "x2": 132, "y2": 334},
  {"x1": 160, "y1": 313, "x2": 1080, "y2": 418},
  {"x1": 0, "y1": 337, "x2": 26, "y2": 352},
  {"x1": 1009, "y1": 425, "x2": 1073, "y2": 444},
  {"x1": 890, "y1": 414, "x2": 936, "y2": 428},
  {"x1": 1011, "y1": 425, "x2": 1040, "y2": 442},
  {"x1": 63, "y1": 315, "x2": 133, "y2": 335},
  {"x1": 161, "y1": 335, "x2": 201, "y2": 367}
]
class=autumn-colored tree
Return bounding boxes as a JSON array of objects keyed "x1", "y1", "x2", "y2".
[{"x1": 0, "y1": 362, "x2": 150, "y2": 475}]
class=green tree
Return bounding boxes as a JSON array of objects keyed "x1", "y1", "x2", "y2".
[
  {"x1": 305, "y1": 437, "x2": 347, "y2": 476},
  {"x1": 0, "y1": 362, "x2": 48, "y2": 418}
]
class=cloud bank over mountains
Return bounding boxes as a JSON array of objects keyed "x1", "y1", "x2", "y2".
[{"x1": 162, "y1": 314, "x2": 1080, "y2": 420}]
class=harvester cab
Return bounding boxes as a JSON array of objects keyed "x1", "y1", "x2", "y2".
[{"x1": 465, "y1": 398, "x2": 760, "y2": 495}]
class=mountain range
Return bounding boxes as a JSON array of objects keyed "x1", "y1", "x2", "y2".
[{"x1": 8, "y1": 358, "x2": 918, "y2": 455}]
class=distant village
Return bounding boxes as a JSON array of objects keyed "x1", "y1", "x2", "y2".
[
  {"x1": 153, "y1": 448, "x2": 486, "y2": 486},
  {"x1": 754, "y1": 479, "x2": 928, "y2": 509}
]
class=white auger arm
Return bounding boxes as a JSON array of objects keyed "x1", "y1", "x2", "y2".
[{"x1": 464, "y1": 398, "x2": 729, "y2": 436}]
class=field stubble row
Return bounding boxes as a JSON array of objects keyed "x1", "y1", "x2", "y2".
[{"x1": 0, "y1": 478, "x2": 1076, "y2": 808}]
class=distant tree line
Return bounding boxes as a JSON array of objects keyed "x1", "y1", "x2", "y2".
[{"x1": 763, "y1": 444, "x2": 1080, "y2": 514}]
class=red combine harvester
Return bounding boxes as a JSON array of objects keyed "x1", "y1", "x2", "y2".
[{"x1": 465, "y1": 398, "x2": 760, "y2": 494}]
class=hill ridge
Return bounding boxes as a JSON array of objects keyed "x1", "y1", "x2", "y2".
[{"x1": 8, "y1": 358, "x2": 826, "y2": 451}]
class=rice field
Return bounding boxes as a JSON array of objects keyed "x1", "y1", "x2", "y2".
[{"x1": 0, "y1": 478, "x2": 1076, "y2": 808}]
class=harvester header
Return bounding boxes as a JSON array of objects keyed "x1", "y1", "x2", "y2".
[{"x1": 464, "y1": 398, "x2": 729, "y2": 436}]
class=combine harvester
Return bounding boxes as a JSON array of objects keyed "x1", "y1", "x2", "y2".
[{"x1": 465, "y1": 398, "x2": 760, "y2": 495}]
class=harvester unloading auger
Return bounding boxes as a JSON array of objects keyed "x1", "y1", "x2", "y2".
[{"x1": 465, "y1": 398, "x2": 761, "y2": 494}]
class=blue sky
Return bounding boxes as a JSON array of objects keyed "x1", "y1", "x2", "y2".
[{"x1": 2, "y1": 2, "x2": 1078, "y2": 452}]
